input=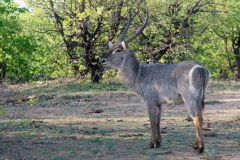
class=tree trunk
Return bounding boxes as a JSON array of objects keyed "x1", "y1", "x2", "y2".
[
  {"x1": 235, "y1": 57, "x2": 240, "y2": 78},
  {"x1": 232, "y1": 34, "x2": 240, "y2": 78},
  {"x1": 0, "y1": 62, "x2": 6, "y2": 83},
  {"x1": 89, "y1": 62, "x2": 103, "y2": 83},
  {"x1": 84, "y1": 48, "x2": 103, "y2": 83},
  {"x1": 72, "y1": 61, "x2": 80, "y2": 77}
]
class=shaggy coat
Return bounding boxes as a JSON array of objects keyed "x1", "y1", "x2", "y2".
[{"x1": 103, "y1": 41, "x2": 210, "y2": 154}]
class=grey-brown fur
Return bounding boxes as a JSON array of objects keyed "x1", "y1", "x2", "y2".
[{"x1": 102, "y1": 10, "x2": 210, "y2": 154}]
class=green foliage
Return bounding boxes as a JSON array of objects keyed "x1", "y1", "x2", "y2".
[
  {"x1": 102, "y1": 69, "x2": 118, "y2": 79},
  {"x1": 206, "y1": 0, "x2": 240, "y2": 78},
  {"x1": 19, "y1": 6, "x2": 74, "y2": 79},
  {"x1": 1, "y1": 0, "x2": 240, "y2": 82},
  {"x1": 0, "y1": 0, "x2": 38, "y2": 82}
]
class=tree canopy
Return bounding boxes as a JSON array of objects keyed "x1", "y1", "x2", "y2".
[{"x1": 0, "y1": 0, "x2": 240, "y2": 83}]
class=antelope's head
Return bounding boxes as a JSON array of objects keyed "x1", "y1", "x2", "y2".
[{"x1": 102, "y1": 9, "x2": 149, "y2": 69}]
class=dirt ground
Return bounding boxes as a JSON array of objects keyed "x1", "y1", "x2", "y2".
[{"x1": 0, "y1": 81, "x2": 240, "y2": 160}]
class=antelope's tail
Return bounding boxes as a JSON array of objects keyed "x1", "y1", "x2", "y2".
[{"x1": 195, "y1": 67, "x2": 210, "y2": 110}]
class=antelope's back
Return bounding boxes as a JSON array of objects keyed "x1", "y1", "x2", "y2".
[
  {"x1": 138, "y1": 60, "x2": 200, "y2": 82},
  {"x1": 172, "y1": 60, "x2": 210, "y2": 94}
]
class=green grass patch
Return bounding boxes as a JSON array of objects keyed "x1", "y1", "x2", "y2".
[
  {"x1": 209, "y1": 80, "x2": 240, "y2": 90},
  {"x1": 52, "y1": 156, "x2": 68, "y2": 160},
  {"x1": 205, "y1": 100, "x2": 222, "y2": 105},
  {"x1": 67, "y1": 151, "x2": 77, "y2": 158},
  {"x1": 54, "y1": 81, "x2": 127, "y2": 92}
]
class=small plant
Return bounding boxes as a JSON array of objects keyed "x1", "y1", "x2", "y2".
[
  {"x1": 204, "y1": 148, "x2": 218, "y2": 160},
  {"x1": 0, "y1": 105, "x2": 7, "y2": 115},
  {"x1": 15, "y1": 119, "x2": 34, "y2": 128},
  {"x1": 68, "y1": 151, "x2": 77, "y2": 158},
  {"x1": 233, "y1": 114, "x2": 240, "y2": 121},
  {"x1": 205, "y1": 100, "x2": 222, "y2": 105},
  {"x1": 52, "y1": 156, "x2": 68, "y2": 160}
]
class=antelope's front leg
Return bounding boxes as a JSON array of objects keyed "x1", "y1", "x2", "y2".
[
  {"x1": 155, "y1": 104, "x2": 162, "y2": 147},
  {"x1": 148, "y1": 104, "x2": 162, "y2": 148}
]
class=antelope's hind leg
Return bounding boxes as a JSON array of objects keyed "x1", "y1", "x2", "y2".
[
  {"x1": 182, "y1": 95, "x2": 204, "y2": 153},
  {"x1": 193, "y1": 116, "x2": 204, "y2": 154}
]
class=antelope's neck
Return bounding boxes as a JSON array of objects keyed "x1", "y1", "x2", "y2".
[{"x1": 118, "y1": 54, "x2": 140, "y2": 87}]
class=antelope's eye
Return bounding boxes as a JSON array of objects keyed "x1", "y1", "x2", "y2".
[
  {"x1": 112, "y1": 48, "x2": 122, "y2": 54},
  {"x1": 115, "y1": 49, "x2": 121, "y2": 53}
]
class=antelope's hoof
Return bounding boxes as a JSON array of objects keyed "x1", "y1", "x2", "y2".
[
  {"x1": 149, "y1": 142, "x2": 154, "y2": 148},
  {"x1": 155, "y1": 141, "x2": 161, "y2": 148},
  {"x1": 194, "y1": 145, "x2": 204, "y2": 154},
  {"x1": 194, "y1": 145, "x2": 198, "y2": 150},
  {"x1": 198, "y1": 146, "x2": 204, "y2": 154}
]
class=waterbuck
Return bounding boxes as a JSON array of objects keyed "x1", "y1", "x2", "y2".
[{"x1": 102, "y1": 10, "x2": 210, "y2": 154}]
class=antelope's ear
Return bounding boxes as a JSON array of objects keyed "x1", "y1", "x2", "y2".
[
  {"x1": 121, "y1": 41, "x2": 127, "y2": 50},
  {"x1": 108, "y1": 41, "x2": 114, "y2": 48}
]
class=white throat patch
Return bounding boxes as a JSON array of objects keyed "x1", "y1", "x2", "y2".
[{"x1": 120, "y1": 55, "x2": 126, "y2": 71}]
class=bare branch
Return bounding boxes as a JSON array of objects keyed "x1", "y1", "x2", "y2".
[{"x1": 48, "y1": 0, "x2": 67, "y2": 45}]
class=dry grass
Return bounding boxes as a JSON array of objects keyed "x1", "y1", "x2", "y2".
[{"x1": 0, "y1": 80, "x2": 240, "y2": 159}]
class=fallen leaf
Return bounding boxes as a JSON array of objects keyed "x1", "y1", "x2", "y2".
[
  {"x1": 156, "y1": 150, "x2": 173, "y2": 154},
  {"x1": 119, "y1": 133, "x2": 144, "y2": 137},
  {"x1": 206, "y1": 122, "x2": 211, "y2": 128},
  {"x1": 70, "y1": 136, "x2": 77, "y2": 140},
  {"x1": 204, "y1": 133, "x2": 217, "y2": 137},
  {"x1": 161, "y1": 126, "x2": 167, "y2": 129},
  {"x1": 203, "y1": 127, "x2": 212, "y2": 131},
  {"x1": 185, "y1": 116, "x2": 193, "y2": 121},
  {"x1": 89, "y1": 109, "x2": 104, "y2": 114},
  {"x1": 143, "y1": 124, "x2": 150, "y2": 129}
]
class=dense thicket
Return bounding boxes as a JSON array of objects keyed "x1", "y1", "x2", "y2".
[{"x1": 0, "y1": 0, "x2": 240, "y2": 83}]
